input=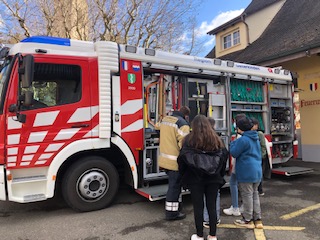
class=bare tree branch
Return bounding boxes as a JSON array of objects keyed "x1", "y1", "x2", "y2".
[{"x1": 0, "y1": 0, "x2": 205, "y2": 55}]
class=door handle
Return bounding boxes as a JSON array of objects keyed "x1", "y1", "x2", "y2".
[{"x1": 71, "y1": 124, "x2": 89, "y2": 128}]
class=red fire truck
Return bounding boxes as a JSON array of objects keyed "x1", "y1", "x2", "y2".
[{"x1": 0, "y1": 36, "x2": 310, "y2": 212}]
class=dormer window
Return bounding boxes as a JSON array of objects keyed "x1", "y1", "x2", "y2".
[{"x1": 223, "y1": 29, "x2": 240, "y2": 49}]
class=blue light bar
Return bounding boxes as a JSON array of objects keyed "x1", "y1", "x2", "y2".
[{"x1": 21, "y1": 36, "x2": 71, "y2": 46}]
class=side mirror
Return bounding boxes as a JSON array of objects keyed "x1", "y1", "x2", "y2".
[
  {"x1": 19, "y1": 55, "x2": 34, "y2": 88},
  {"x1": 0, "y1": 46, "x2": 10, "y2": 59},
  {"x1": 23, "y1": 91, "x2": 34, "y2": 106}
]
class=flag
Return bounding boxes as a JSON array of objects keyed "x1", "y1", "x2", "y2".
[
  {"x1": 132, "y1": 64, "x2": 140, "y2": 72},
  {"x1": 310, "y1": 83, "x2": 318, "y2": 91},
  {"x1": 122, "y1": 60, "x2": 128, "y2": 71}
]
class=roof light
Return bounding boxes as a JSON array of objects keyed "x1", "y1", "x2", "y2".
[
  {"x1": 274, "y1": 68, "x2": 280, "y2": 74},
  {"x1": 142, "y1": 62, "x2": 152, "y2": 68},
  {"x1": 21, "y1": 36, "x2": 71, "y2": 46},
  {"x1": 145, "y1": 48, "x2": 155, "y2": 56},
  {"x1": 35, "y1": 49, "x2": 47, "y2": 53},
  {"x1": 227, "y1": 61, "x2": 234, "y2": 67},
  {"x1": 125, "y1": 45, "x2": 137, "y2": 53},
  {"x1": 214, "y1": 59, "x2": 222, "y2": 65},
  {"x1": 284, "y1": 70, "x2": 290, "y2": 75}
]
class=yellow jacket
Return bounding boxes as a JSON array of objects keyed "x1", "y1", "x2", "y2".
[{"x1": 158, "y1": 112, "x2": 190, "y2": 171}]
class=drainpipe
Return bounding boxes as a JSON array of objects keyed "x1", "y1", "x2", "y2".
[{"x1": 241, "y1": 13, "x2": 250, "y2": 46}]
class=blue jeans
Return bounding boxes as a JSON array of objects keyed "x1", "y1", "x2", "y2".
[
  {"x1": 238, "y1": 182, "x2": 261, "y2": 221},
  {"x1": 230, "y1": 173, "x2": 239, "y2": 208},
  {"x1": 203, "y1": 190, "x2": 220, "y2": 222}
]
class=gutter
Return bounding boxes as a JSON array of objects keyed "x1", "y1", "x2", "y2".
[
  {"x1": 207, "y1": 16, "x2": 242, "y2": 35},
  {"x1": 241, "y1": 13, "x2": 250, "y2": 46}
]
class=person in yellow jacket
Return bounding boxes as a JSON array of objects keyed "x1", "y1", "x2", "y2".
[{"x1": 158, "y1": 106, "x2": 190, "y2": 220}]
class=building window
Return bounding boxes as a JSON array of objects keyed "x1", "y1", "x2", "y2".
[
  {"x1": 223, "y1": 30, "x2": 240, "y2": 49},
  {"x1": 233, "y1": 31, "x2": 240, "y2": 45},
  {"x1": 223, "y1": 35, "x2": 232, "y2": 49}
]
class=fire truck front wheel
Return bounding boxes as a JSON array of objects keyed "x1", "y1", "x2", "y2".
[{"x1": 62, "y1": 156, "x2": 119, "y2": 212}]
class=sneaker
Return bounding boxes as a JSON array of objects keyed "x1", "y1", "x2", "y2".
[
  {"x1": 165, "y1": 212, "x2": 186, "y2": 221},
  {"x1": 207, "y1": 236, "x2": 217, "y2": 240},
  {"x1": 223, "y1": 206, "x2": 241, "y2": 216},
  {"x1": 234, "y1": 219, "x2": 255, "y2": 229},
  {"x1": 191, "y1": 234, "x2": 204, "y2": 240},
  {"x1": 216, "y1": 219, "x2": 221, "y2": 226},
  {"x1": 203, "y1": 221, "x2": 209, "y2": 229},
  {"x1": 203, "y1": 219, "x2": 220, "y2": 228},
  {"x1": 254, "y1": 219, "x2": 263, "y2": 229},
  {"x1": 259, "y1": 192, "x2": 265, "y2": 196}
]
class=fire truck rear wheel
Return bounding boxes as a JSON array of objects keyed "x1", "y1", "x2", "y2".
[{"x1": 62, "y1": 156, "x2": 119, "y2": 212}]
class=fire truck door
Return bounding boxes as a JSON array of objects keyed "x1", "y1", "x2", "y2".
[{"x1": 6, "y1": 58, "x2": 92, "y2": 169}]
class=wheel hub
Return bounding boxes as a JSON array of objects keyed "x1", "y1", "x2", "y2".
[{"x1": 78, "y1": 170, "x2": 108, "y2": 200}]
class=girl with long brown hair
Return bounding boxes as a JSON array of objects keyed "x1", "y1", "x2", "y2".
[{"x1": 178, "y1": 115, "x2": 228, "y2": 240}]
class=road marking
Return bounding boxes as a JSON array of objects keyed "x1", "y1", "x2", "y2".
[
  {"x1": 216, "y1": 204, "x2": 313, "y2": 239},
  {"x1": 218, "y1": 224, "x2": 305, "y2": 240},
  {"x1": 218, "y1": 224, "x2": 305, "y2": 231},
  {"x1": 262, "y1": 226, "x2": 305, "y2": 231},
  {"x1": 218, "y1": 224, "x2": 244, "y2": 229},
  {"x1": 254, "y1": 229, "x2": 266, "y2": 240},
  {"x1": 280, "y1": 203, "x2": 320, "y2": 220}
]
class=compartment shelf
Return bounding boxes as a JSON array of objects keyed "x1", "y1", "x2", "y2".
[
  {"x1": 272, "y1": 140, "x2": 293, "y2": 144},
  {"x1": 271, "y1": 106, "x2": 291, "y2": 108},
  {"x1": 231, "y1": 109, "x2": 265, "y2": 112},
  {"x1": 270, "y1": 97, "x2": 291, "y2": 100},
  {"x1": 271, "y1": 132, "x2": 292, "y2": 135},
  {"x1": 231, "y1": 101, "x2": 266, "y2": 105}
]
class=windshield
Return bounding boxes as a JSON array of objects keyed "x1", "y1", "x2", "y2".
[{"x1": 0, "y1": 58, "x2": 12, "y2": 114}]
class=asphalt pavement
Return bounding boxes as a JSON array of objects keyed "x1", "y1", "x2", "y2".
[
  {"x1": 216, "y1": 159, "x2": 320, "y2": 240},
  {"x1": 0, "y1": 158, "x2": 319, "y2": 240}
]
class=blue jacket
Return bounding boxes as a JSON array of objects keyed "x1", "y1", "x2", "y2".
[{"x1": 230, "y1": 131, "x2": 262, "y2": 183}]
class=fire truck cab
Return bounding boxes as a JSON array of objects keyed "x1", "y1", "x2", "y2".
[{"x1": 0, "y1": 36, "x2": 310, "y2": 212}]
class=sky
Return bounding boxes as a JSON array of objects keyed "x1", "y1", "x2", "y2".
[{"x1": 194, "y1": 0, "x2": 252, "y2": 56}]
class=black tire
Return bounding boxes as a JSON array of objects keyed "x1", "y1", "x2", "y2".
[{"x1": 62, "y1": 156, "x2": 119, "y2": 212}]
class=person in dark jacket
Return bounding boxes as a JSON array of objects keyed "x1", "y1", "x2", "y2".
[
  {"x1": 230, "y1": 116, "x2": 263, "y2": 229},
  {"x1": 178, "y1": 115, "x2": 228, "y2": 240},
  {"x1": 203, "y1": 117, "x2": 223, "y2": 228},
  {"x1": 158, "y1": 106, "x2": 190, "y2": 220}
]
